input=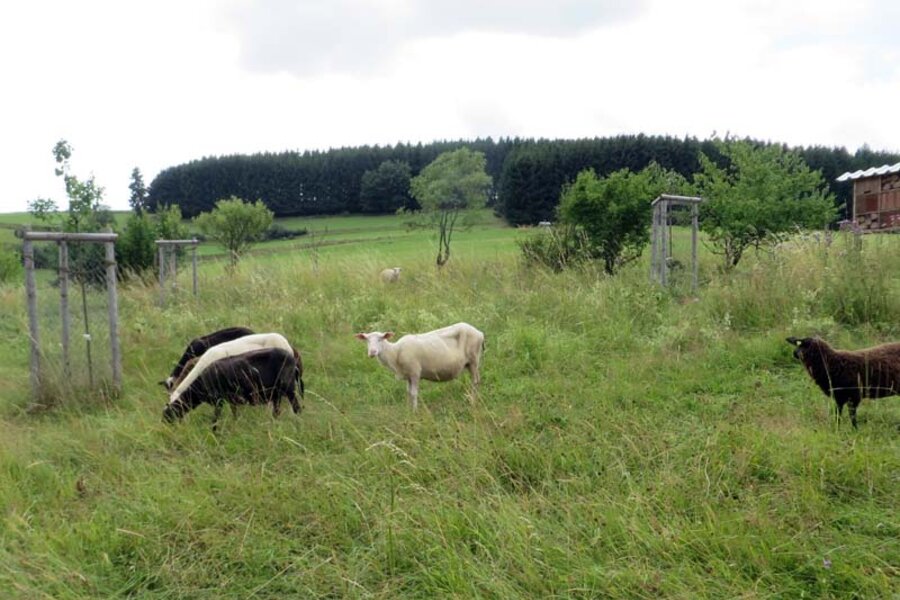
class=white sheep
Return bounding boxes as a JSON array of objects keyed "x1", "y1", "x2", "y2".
[
  {"x1": 168, "y1": 332, "x2": 296, "y2": 405},
  {"x1": 355, "y1": 322, "x2": 485, "y2": 410},
  {"x1": 380, "y1": 267, "x2": 402, "y2": 283}
]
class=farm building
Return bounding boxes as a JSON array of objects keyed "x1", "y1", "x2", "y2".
[{"x1": 836, "y1": 162, "x2": 900, "y2": 232}]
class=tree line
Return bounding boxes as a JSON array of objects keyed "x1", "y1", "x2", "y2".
[{"x1": 146, "y1": 135, "x2": 900, "y2": 225}]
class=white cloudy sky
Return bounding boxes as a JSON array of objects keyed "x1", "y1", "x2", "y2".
[{"x1": 1, "y1": 0, "x2": 898, "y2": 213}]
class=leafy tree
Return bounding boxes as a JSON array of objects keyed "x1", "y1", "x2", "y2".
[
  {"x1": 156, "y1": 205, "x2": 189, "y2": 242},
  {"x1": 410, "y1": 148, "x2": 492, "y2": 266},
  {"x1": 50, "y1": 140, "x2": 113, "y2": 233},
  {"x1": 557, "y1": 166, "x2": 673, "y2": 275},
  {"x1": 128, "y1": 167, "x2": 148, "y2": 214},
  {"x1": 194, "y1": 197, "x2": 273, "y2": 268},
  {"x1": 116, "y1": 205, "x2": 189, "y2": 276},
  {"x1": 27, "y1": 140, "x2": 113, "y2": 284},
  {"x1": 27, "y1": 197, "x2": 60, "y2": 224},
  {"x1": 696, "y1": 141, "x2": 837, "y2": 270},
  {"x1": 359, "y1": 160, "x2": 414, "y2": 214}
]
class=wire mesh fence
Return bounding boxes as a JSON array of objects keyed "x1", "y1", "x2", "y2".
[
  {"x1": 23, "y1": 232, "x2": 120, "y2": 407},
  {"x1": 157, "y1": 239, "x2": 199, "y2": 307}
]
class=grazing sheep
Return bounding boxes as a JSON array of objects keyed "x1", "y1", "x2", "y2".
[
  {"x1": 163, "y1": 347, "x2": 301, "y2": 431},
  {"x1": 355, "y1": 322, "x2": 485, "y2": 410},
  {"x1": 381, "y1": 267, "x2": 402, "y2": 283},
  {"x1": 786, "y1": 336, "x2": 900, "y2": 428},
  {"x1": 169, "y1": 333, "x2": 302, "y2": 405},
  {"x1": 161, "y1": 326, "x2": 255, "y2": 391}
]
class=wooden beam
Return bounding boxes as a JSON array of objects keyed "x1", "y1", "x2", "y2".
[
  {"x1": 23, "y1": 231, "x2": 118, "y2": 242},
  {"x1": 155, "y1": 239, "x2": 199, "y2": 246}
]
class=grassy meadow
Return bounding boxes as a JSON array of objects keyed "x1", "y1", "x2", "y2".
[{"x1": 0, "y1": 213, "x2": 898, "y2": 598}]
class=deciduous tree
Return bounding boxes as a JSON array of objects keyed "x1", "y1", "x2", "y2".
[
  {"x1": 696, "y1": 140, "x2": 837, "y2": 270},
  {"x1": 558, "y1": 166, "x2": 674, "y2": 274},
  {"x1": 194, "y1": 197, "x2": 273, "y2": 268},
  {"x1": 410, "y1": 148, "x2": 492, "y2": 266}
]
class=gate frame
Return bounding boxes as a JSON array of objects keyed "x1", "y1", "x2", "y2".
[
  {"x1": 156, "y1": 238, "x2": 199, "y2": 306},
  {"x1": 650, "y1": 194, "x2": 703, "y2": 292},
  {"x1": 22, "y1": 230, "x2": 121, "y2": 400}
]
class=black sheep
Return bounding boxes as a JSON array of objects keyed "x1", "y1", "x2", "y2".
[
  {"x1": 161, "y1": 326, "x2": 254, "y2": 391},
  {"x1": 786, "y1": 336, "x2": 900, "y2": 428},
  {"x1": 163, "y1": 347, "x2": 301, "y2": 431}
]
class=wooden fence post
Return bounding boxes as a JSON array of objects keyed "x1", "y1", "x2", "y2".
[
  {"x1": 105, "y1": 235, "x2": 121, "y2": 390},
  {"x1": 192, "y1": 241, "x2": 198, "y2": 296},
  {"x1": 59, "y1": 241, "x2": 71, "y2": 377},
  {"x1": 691, "y1": 203, "x2": 699, "y2": 293},
  {"x1": 23, "y1": 238, "x2": 41, "y2": 398},
  {"x1": 158, "y1": 244, "x2": 166, "y2": 306},
  {"x1": 169, "y1": 246, "x2": 177, "y2": 293},
  {"x1": 650, "y1": 204, "x2": 658, "y2": 284}
]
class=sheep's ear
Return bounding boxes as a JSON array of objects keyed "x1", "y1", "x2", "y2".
[
  {"x1": 384, "y1": 331, "x2": 394, "y2": 340},
  {"x1": 355, "y1": 333, "x2": 367, "y2": 340},
  {"x1": 786, "y1": 337, "x2": 802, "y2": 346}
]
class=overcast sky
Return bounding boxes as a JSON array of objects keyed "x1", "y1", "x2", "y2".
[{"x1": 1, "y1": 0, "x2": 898, "y2": 214}]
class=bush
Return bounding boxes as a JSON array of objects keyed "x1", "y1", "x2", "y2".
[
  {"x1": 0, "y1": 245, "x2": 22, "y2": 284},
  {"x1": 518, "y1": 225, "x2": 591, "y2": 272},
  {"x1": 117, "y1": 213, "x2": 157, "y2": 276},
  {"x1": 263, "y1": 224, "x2": 307, "y2": 241}
]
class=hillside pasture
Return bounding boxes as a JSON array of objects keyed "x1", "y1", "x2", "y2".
[{"x1": 0, "y1": 219, "x2": 898, "y2": 598}]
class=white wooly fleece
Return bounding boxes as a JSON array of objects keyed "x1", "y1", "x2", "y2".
[
  {"x1": 372, "y1": 323, "x2": 484, "y2": 382},
  {"x1": 380, "y1": 267, "x2": 401, "y2": 283},
  {"x1": 168, "y1": 333, "x2": 293, "y2": 404}
]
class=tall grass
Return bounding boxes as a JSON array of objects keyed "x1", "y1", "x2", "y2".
[{"x1": 0, "y1": 229, "x2": 897, "y2": 598}]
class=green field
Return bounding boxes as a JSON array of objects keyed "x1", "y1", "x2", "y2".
[{"x1": 0, "y1": 214, "x2": 898, "y2": 598}]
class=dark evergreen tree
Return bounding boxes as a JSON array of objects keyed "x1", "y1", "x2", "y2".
[
  {"x1": 128, "y1": 167, "x2": 148, "y2": 214},
  {"x1": 145, "y1": 136, "x2": 898, "y2": 224},
  {"x1": 360, "y1": 160, "x2": 414, "y2": 213}
]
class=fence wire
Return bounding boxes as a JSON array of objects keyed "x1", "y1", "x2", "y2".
[{"x1": 31, "y1": 240, "x2": 114, "y2": 401}]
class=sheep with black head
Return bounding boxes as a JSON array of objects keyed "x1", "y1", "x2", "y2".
[
  {"x1": 161, "y1": 326, "x2": 255, "y2": 391},
  {"x1": 163, "y1": 347, "x2": 301, "y2": 432},
  {"x1": 786, "y1": 336, "x2": 900, "y2": 428}
]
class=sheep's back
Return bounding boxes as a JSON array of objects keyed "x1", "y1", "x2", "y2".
[{"x1": 814, "y1": 345, "x2": 900, "y2": 398}]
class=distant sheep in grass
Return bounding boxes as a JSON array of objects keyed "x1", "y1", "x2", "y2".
[
  {"x1": 161, "y1": 326, "x2": 254, "y2": 391},
  {"x1": 381, "y1": 267, "x2": 402, "y2": 283},
  {"x1": 355, "y1": 322, "x2": 484, "y2": 410},
  {"x1": 163, "y1": 347, "x2": 301, "y2": 431},
  {"x1": 169, "y1": 333, "x2": 303, "y2": 406},
  {"x1": 786, "y1": 336, "x2": 900, "y2": 428}
]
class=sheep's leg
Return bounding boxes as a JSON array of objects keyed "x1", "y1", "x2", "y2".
[
  {"x1": 848, "y1": 401, "x2": 860, "y2": 429},
  {"x1": 468, "y1": 361, "x2": 481, "y2": 387},
  {"x1": 212, "y1": 401, "x2": 224, "y2": 432},
  {"x1": 469, "y1": 361, "x2": 482, "y2": 397},
  {"x1": 272, "y1": 395, "x2": 282, "y2": 418},
  {"x1": 287, "y1": 386, "x2": 301, "y2": 414},
  {"x1": 407, "y1": 377, "x2": 419, "y2": 411},
  {"x1": 834, "y1": 399, "x2": 846, "y2": 424}
]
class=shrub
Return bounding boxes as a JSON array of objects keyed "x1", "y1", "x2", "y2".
[
  {"x1": 518, "y1": 225, "x2": 590, "y2": 272},
  {"x1": 0, "y1": 245, "x2": 22, "y2": 284},
  {"x1": 117, "y1": 212, "x2": 157, "y2": 276},
  {"x1": 263, "y1": 224, "x2": 307, "y2": 241}
]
